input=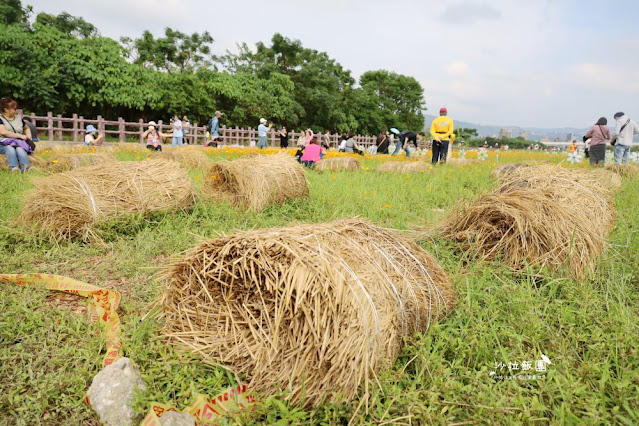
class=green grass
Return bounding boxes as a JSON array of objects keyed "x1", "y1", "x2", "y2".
[{"x1": 0, "y1": 153, "x2": 638, "y2": 425}]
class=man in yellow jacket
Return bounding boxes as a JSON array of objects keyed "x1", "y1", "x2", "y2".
[{"x1": 430, "y1": 107, "x2": 455, "y2": 164}]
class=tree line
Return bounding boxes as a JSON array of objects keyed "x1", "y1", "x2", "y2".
[{"x1": 0, "y1": 1, "x2": 426, "y2": 134}]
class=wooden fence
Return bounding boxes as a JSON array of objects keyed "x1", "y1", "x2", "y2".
[{"x1": 19, "y1": 111, "x2": 384, "y2": 148}]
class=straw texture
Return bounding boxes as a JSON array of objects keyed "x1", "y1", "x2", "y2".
[
  {"x1": 161, "y1": 219, "x2": 455, "y2": 407},
  {"x1": 202, "y1": 153, "x2": 309, "y2": 211},
  {"x1": 315, "y1": 157, "x2": 360, "y2": 172},
  {"x1": 46, "y1": 153, "x2": 115, "y2": 172},
  {"x1": 440, "y1": 165, "x2": 617, "y2": 279},
  {"x1": 21, "y1": 159, "x2": 194, "y2": 240}
]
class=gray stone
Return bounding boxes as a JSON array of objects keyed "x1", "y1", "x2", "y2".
[
  {"x1": 159, "y1": 410, "x2": 197, "y2": 426},
  {"x1": 88, "y1": 357, "x2": 146, "y2": 426}
]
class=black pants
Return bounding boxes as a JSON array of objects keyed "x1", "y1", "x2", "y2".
[
  {"x1": 147, "y1": 145, "x2": 162, "y2": 151},
  {"x1": 431, "y1": 140, "x2": 449, "y2": 164}
]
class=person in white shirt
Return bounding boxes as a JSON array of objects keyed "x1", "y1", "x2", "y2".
[
  {"x1": 84, "y1": 124, "x2": 104, "y2": 146},
  {"x1": 257, "y1": 118, "x2": 272, "y2": 149},
  {"x1": 612, "y1": 111, "x2": 639, "y2": 164}
]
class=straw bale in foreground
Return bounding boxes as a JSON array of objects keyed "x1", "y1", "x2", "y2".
[
  {"x1": 440, "y1": 165, "x2": 616, "y2": 279},
  {"x1": 152, "y1": 149, "x2": 210, "y2": 169},
  {"x1": 161, "y1": 219, "x2": 455, "y2": 407},
  {"x1": 490, "y1": 163, "x2": 530, "y2": 179},
  {"x1": 377, "y1": 161, "x2": 431, "y2": 173},
  {"x1": 315, "y1": 157, "x2": 360, "y2": 172},
  {"x1": 21, "y1": 159, "x2": 194, "y2": 240},
  {"x1": 202, "y1": 153, "x2": 308, "y2": 211}
]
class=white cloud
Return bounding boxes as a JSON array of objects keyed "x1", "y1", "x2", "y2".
[{"x1": 445, "y1": 61, "x2": 470, "y2": 76}]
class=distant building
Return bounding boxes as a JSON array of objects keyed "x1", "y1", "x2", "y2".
[
  {"x1": 566, "y1": 133, "x2": 575, "y2": 142},
  {"x1": 518, "y1": 131, "x2": 528, "y2": 139},
  {"x1": 498, "y1": 128, "x2": 512, "y2": 138},
  {"x1": 540, "y1": 136, "x2": 550, "y2": 143},
  {"x1": 554, "y1": 137, "x2": 563, "y2": 142}
]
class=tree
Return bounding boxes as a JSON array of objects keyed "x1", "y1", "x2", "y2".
[
  {"x1": 0, "y1": 0, "x2": 30, "y2": 27},
  {"x1": 122, "y1": 28, "x2": 214, "y2": 73},
  {"x1": 455, "y1": 127, "x2": 478, "y2": 141},
  {"x1": 34, "y1": 11, "x2": 99, "y2": 38},
  {"x1": 359, "y1": 70, "x2": 425, "y2": 132}
]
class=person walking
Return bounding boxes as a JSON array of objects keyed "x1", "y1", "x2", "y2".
[
  {"x1": 392, "y1": 130, "x2": 424, "y2": 157},
  {"x1": 210, "y1": 111, "x2": 222, "y2": 143},
  {"x1": 611, "y1": 112, "x2": 639, "y2": 164},
  {"x1": 257, "y1": 118, "x2": 272, "y2": 149},
  {"x1": 583, "y1": 117, "x2": 610, "y2": 166},
  {"x1": 171, "y1": 114, "x2": 184, "y2": 147},
  {"x1": 430, "y1": 107, "x2": 454, "y2": 164}
]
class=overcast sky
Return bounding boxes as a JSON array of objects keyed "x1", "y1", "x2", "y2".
[{"x1": 25, "y1": 0, "x2": 639, "y2": 128}]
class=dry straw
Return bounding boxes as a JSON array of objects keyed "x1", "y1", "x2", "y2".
[
  {"x1": 377, "y1": 161, "x2": 431, "y2": 173},
  {"x1": 45, "y1": 153, "x2": 115, "y2": 172},
  {"x1": 605, "y1": 163, "x2": 639, "y2": 178},
  {"x1": 21, "y1": 159, "x2": 194, "y2": 240},
  {"x1": 160, "y1": 219, "x2": 455, "y2": 407},
  {"x1": 440, "y1": 164, "x2": 617, "y2": 279},
  {"x1": 152, "y1": 149, "x2": 210, "y2": 169},
  {"x1": 315, "y1": 157, "x2": 360, "y2": 172},
  {"x1": 490, "y1": 163, "x2": 530, "y2": 179},
  {"x1": 202, "y1": 153, "x2": 309, "y2": 211}
]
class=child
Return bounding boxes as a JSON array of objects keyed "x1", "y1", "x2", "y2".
[
  {"x1": 142, "y1": 121, "x2": 168, "y2": 151},
  {"x1": 84, "y1": 125, "x2": 105, "y2": 146}
]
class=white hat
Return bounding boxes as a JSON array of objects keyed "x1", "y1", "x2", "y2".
[
  {"x1": 148, "y1": 121, "x2": 157, "y2": 126},
  {"x1": 260, "y1": 118, "x2": 267, "y2": 124}
]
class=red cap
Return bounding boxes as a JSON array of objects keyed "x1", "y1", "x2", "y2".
[{"x1": 440, "y1": 107, "x2": 447, "y2": 114}]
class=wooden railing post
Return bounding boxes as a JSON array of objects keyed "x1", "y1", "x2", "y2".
[
  {"x1": 47, "y1": 112, "x2": 53, "y2": 141},
  {"x1": 56, "y1": 114, "x2": 63, "y2": 140},
  {"x1": 78, "y1": 116, "x2": 85, "y2": 141},
  {"x1": 139, "y1": 119, "x2": 144, "y2": 144},
  {"x1": 72, "y1": 113, "x2": 78, "y2": 142},
  {"x1": 97, "y1": 116, "x2": 104, "y2": 140},
  {"x1": 118, "y1": 117, "x2": 125, "y2": 143}
]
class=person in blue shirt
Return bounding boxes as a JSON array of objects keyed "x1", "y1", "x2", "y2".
[
  {"x1": 170, "y1": 114, "x2": 183, "y2": 147},
  {"x1": 257, "y1": 118, "x2": 272, "y2": 149},
  {"x1": 211, "y1": 111, "x2": 222, "y2": 140}
]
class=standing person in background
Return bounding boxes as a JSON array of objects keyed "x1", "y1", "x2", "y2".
[
  {"x1": 322, "y1": 130, "x2": 331, "y2": 150},
  {"x1": 0, "y1": 96, "x2": 33, "y2": 172},
  {"x1": 611, "y1": 112, "x2": 639, "y2": 164},
  {"x1": 171, "y1": 114, "x2": 184, "y2": 147},
  {"x1": 376, "y1": 130, "x2": 390, "y2": 154},
  {"x1": 278, "y1": 126, "x2": 289, "y2": 148},
  {"x1": 583, "y1": 117, "x2": 609, "y2": 166},
  {"x1": 568, "y1": 140, "x2": 578, "y2": 153},
  {"x1": 182, "y1": 116, "x2": 191, "y2": 144},
  {"x1": 210, "y1": 111, "x2": 222, "y2": 143},
  {"x1": 430, "y1": 107, "x2": 454, "y2": 164},
  {"x1": 257, "y1": 118, "x2": 272, "y2": 149},
  {"x1": 392, "y1": 130, "x2": 424, "y2": 157}
]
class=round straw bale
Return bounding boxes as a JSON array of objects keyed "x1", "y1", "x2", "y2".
[
  {"x1": 605, "y1": 163, "x2": 639, "y2": 178},
  {"x1": 315, "y1": 157, "x2": 360, "y2": 172},
  {"x1": 161, "y1": 219, "x2": 455, "y2": 407},
  {"x1": 151, "y1": 149, "x2": 210, "y2": 169},
  {"x1": 590, "y1": 168, "x2": 622, "y2": 191},
  {"x1": 21, "y1": 159, "x2": 194, "y2": 240},
  {"x1": 441, "y1": 165, "x2": 617, "y2": 279},
  {"x1": 202, "y1": 153, "x2": 309, "y2": 211},
  {"x1": 490, "y1": 163, "x2": 530, "y2": 179},
  {"x1": 377, "y1": 161, "x2": 431, "y2": 173},
  {"x1": 46, "y1": 153, "x2": 115, "y2": 172}
]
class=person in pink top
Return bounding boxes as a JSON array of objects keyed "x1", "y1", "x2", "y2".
[
  {"x1": 583, "y1": 117, "x2": 610, "y2": 166},
  {"x1": 300, "y1": 138, "x2": 322, "y2": 167}
]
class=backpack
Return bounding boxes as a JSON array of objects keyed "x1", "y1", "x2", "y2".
[{"x1": 205, "y1": 118, "x2": 213, "y2": 133}]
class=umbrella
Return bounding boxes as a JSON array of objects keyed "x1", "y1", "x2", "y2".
[{"x1": 390, "y1": 128, "x2": 400, "y2": 135}]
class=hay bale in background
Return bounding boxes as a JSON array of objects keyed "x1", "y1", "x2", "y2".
[
  {"x1": 152, "y1": 149, "x2": 210, "y2": 169},
  {"x1": 591, "y1": 168, "x2": 622, "y2": 191},
  {"x1": 202, "y1": 153, "x2": 308, "y2": 211},
  {"x1": 440, "y1": 165, "x2": 617, "y2": 279},
  {"x1": 315, "y1": 157, "x2": 360, "y2": 172},
  {"x1": 21, "y1": 159, "x2": 194, "y2": 240},
  {"x1": 46, "y1": 153, "x2": 115, "y2": 172},
  {"x1": 161, "y1": 219, "x2": 455, "y2": 407},
  {"x1": 605, "y1": 163, "x2": 639, "y2": 178},
  {"x1": 377, "y1": 161, "x2": 431, "y2": 173},
  {"x1": 490, "y1": 163, "x2": 530, "y2": 179}
]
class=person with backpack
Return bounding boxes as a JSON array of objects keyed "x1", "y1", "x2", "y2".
[
  {"x1": 209, "y1": 111, "x2": 222, "y2": 143},
  {"x1": 611, "y1": 112, "x2": 639, "y2": 164},
  {"x1": 583, "y1": 117, "x2": 610, "y2": 166}
]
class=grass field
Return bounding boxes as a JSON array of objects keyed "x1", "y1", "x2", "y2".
[{"x1": 0, "y1": 146, "x2": 638, "y2": 425}]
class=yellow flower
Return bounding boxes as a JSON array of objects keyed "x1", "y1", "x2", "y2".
[{"x1": 385, "y1": 204, "x2": 391, "y2": 208}]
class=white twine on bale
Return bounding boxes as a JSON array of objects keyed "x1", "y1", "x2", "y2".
[{"x1": 70, "y1": 176, "x2": 102, "y2": 220}]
